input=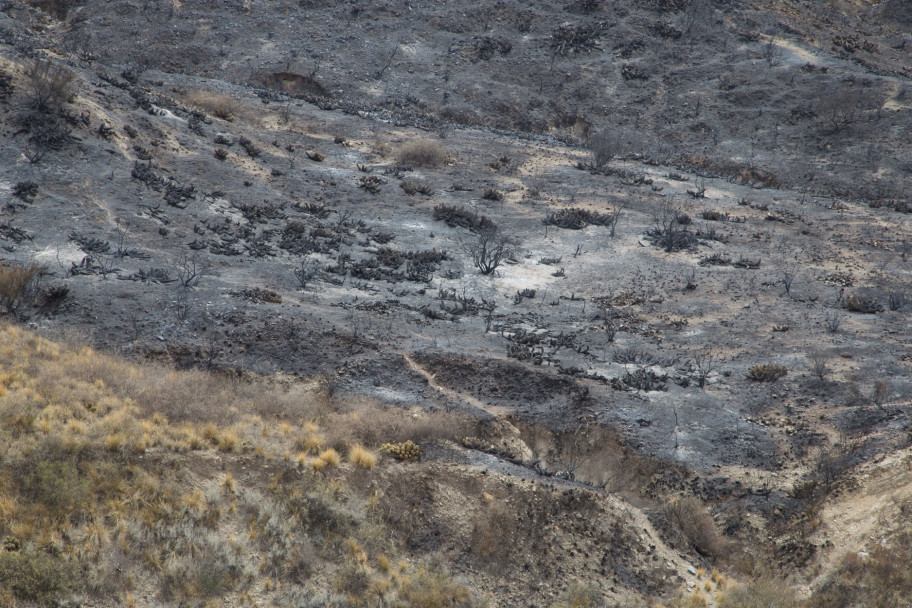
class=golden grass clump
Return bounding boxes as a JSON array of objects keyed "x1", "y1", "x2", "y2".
[
  {"x1": 217, "y1": 428, "x2": 239, "y2": 452},
  {"x1": 377, "y1": 554, "x2": 392, "y2": 573},
  {"x1": 397, "y1": 565, "x2": 471, "y2": 608},
  {"x1": 347, "y1": 538, "x2": 367, "y2": 564},
  {"x1": 348, "y1": 444, "x2": 377, "y2": 469},
  {"x1": 317, "y1": 448, "x2": 341, "y2": 467}
]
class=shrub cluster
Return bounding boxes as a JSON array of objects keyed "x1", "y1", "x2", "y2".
[
  {"x1": 397, "y1": 139, "x2": 447, "y2": 167},
  {"x1": 382, "y1": 440, "x2": 421, "y2": 461}
]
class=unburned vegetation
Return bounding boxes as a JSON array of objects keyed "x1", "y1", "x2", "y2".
[{"x1": 0, "y1": 324, "x2": 485, "y2": 607}]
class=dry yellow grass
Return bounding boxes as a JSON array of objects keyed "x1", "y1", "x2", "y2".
[
  {"x1": 218, "y1": 428, "x2": 239, "y2": 452},
  {"x1": 377, "y1": 554, "x2": 391, "y2": 573},
  {"x1": 309, "y1": 457, "x2": 328, "y2": 473},
  {"x1": 0, "y1": 323, "x2": 483, "y2": 607},
  {"x1": 348, "y1": 538, "x2": 367, "y2": 564},
  {"x1": 349, "y1": 444, "x2": 377, "y2": 469},
  {"x1": 316, "y1": 448, "x2": 341, "y2": 468},
  {"x1": 296, "y1": 431, "x2": 326, "y2": 454}
]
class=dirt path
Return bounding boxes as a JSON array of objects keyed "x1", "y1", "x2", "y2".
[{"x1": 402, "y1": 351, "x2": 512, "y2": 419}]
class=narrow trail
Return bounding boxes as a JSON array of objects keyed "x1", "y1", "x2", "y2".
[
  {"x1": 401, "y1": 351, "x2": 512, "y2": 419},
  {"x1": 402, "y1": 352, "x2": 703, "y2": 593}
]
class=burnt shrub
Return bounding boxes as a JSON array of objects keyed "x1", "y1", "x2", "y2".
[
  {"x1": 26, "y1": 59, "x2": 74, "y2": 112},
  {"x1": 844, "y1": 289, "x2": 882, "y2": 313}
]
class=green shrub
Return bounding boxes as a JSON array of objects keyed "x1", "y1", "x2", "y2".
[
  {"x1": 19, "y1": 458, "x2": 89, "y2": 518},
  {"x1": 382, "y1": 440, "x2": 421, "y2": 461},
  {"x1": 0, "y1": 550, "x2": 76, "y2": 607}
]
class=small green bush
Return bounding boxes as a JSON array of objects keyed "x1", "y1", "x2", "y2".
[
  {"x1": 0, "y1": 550, "x2": 76, "y2": 607},
  {"x1": 747, "y1": 364, "x2": 788, "y2": 382},
  {"x1": 19, "y1": 458, "x2": 89, "y2": 518},
  {"x1": 382, "y1": 440, "x2": 421, "y2": 461}
]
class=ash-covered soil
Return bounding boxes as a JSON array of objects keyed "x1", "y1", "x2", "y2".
[{"x1": 1, "y1": 1, "x2": 912, "y2": 600}]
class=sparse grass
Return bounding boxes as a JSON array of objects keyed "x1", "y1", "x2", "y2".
[
  {"x1": 184, "y1": 90, "x2": 242, "y2": 121},
  {"x1": 720, "y1": 578, "x2": 798, "y2": 608},
  {"x1": 398, "y1": 564, "x2": 473, "y2": 608},
  {"x1": 550, "y1": 582, "x2": 604, "y2": 608},
  {"x1": 326, "y1": 402, "x2": 473, "y2": 449},
  {"x1": 470, "y1": 503, "x2": 517, "y2": 571},
  {"x1": 222, "y1": 473, "x2": 235, "y2": 493},
  {"x1": 397, "y1": 139, "x2": 447, "y2": 167},
  {"x1": 808, "y1": 529, "x2": 912, "y2": 608}
]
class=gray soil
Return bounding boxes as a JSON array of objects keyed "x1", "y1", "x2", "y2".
[{"x1": 1, "y1": 1, "x2": 911, "y2": 596}]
